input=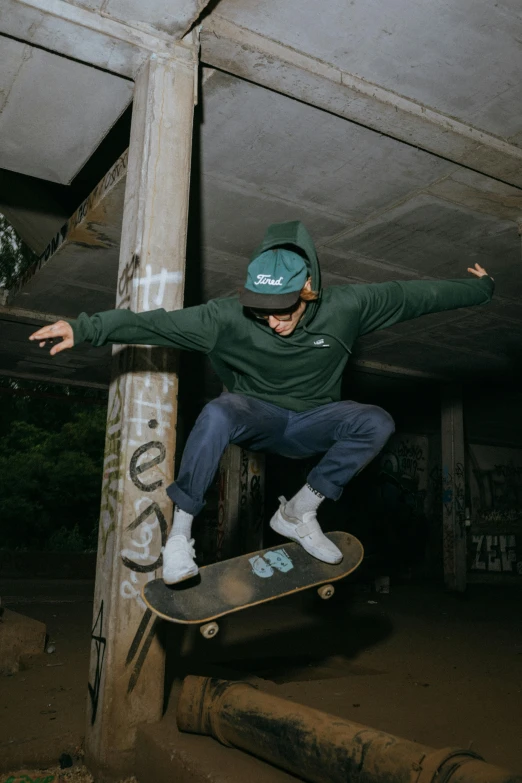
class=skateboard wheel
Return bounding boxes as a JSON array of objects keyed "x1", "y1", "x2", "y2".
[
  {"x1": 317, "y1": 584, "x2": 335, "y2": 600},
  {"x1": 200, "y1": 622, "x2": 219, "y2": 639}
]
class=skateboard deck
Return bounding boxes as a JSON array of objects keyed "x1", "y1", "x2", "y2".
[{"x1": 142, "y1": 532, "x2": 363, "y2": 635}]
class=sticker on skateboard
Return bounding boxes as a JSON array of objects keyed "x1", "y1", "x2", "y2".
[{"x1": 142, "y1": 531, "x2": 363, "y2": 639}]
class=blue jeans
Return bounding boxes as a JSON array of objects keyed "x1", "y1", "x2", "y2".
[{"x1": 166, "y1": 392, "x2": 395, "y2": 515}]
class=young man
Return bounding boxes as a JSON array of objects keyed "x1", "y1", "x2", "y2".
[{"x1": 30, "y1": 221, "x2": 493, "y2": 584}]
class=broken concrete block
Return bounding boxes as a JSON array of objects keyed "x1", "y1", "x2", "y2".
[{"x1": 0, "y1": 608, "x2": 46, "y2": 674}]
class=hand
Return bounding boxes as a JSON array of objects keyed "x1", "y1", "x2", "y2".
[
  {"x1": 467, "y1": 263, "x2": 490, "y2": 279},
  {"x1": 29, "y1": 320, "x2": 74, "y2": 355}
]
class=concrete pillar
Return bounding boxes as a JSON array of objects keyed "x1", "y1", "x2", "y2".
[
  {"x1": 441, "y1": 384, "x2": 467, "y2": 592},
  {"x1": 217, "y1": 446, "x2": 265, "y2": 559},
  {"x1": 85, "y1": 44, "x2": 198, "y2": 780}
]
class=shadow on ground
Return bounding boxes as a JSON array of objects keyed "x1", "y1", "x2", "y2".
[{"x1": 163, "y1": 581, "x2": 393, "y2": 701}]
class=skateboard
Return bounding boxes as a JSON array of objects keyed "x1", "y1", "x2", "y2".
[{"x1": 142, "y1": 532, "x2": 364, "y2": 639}]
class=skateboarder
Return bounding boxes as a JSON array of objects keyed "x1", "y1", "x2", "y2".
[{"x1": 30, "y1": 221, "x2": 494, "y2": 584}]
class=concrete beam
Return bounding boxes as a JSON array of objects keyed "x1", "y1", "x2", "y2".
[
  {"x1": 1, "y1": 0, "x2": 199, "y2": 78},
  {"x1": 200, "y1": 16, "x2": 522, "y2": 191},
  {"x1": 6, "y1": 149, "x2": 128, "y2": 315},
  {"x1": 351, "y1": 360, "x2": 443, "y2": 381},
  {"x1": 0, "y1": 304, "x2": 67, "y2": 323},
  {"x1": 0, "y1": 368, "x2": 108, "y2": 388}
]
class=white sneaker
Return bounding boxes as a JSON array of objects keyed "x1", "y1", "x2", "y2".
[
  {"x1": 269, "y1": 496, "x2": 343, "y2": 565},
  {"x1": 162, "y1": 535, "x2": 198, "y2": 584}
]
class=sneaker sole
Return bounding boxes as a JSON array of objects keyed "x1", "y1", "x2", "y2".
[{"x1": 163, "y1": 565, "x2": 199, "y2": 585}]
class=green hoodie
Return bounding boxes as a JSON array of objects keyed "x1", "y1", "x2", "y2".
[{"x1": 70, "y1": 221, "x2": 494, "y2": 412}]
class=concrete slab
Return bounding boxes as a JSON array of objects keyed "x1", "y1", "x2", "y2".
[
  {"x1": 213, "y1": 0, "x2": 522, "y2": 140},
  {"x1": 201, "y1": 72, "x2": 456, "y2": 224},
  {"x1": 0, "y1": 38, "x2": 132, "y2": 184},
  {"x1": 0, "y1": 608, "x2": 46, "y2": 675},
  {"x1": 327, "y1": 195, "x2": 520, "y2": 281}
]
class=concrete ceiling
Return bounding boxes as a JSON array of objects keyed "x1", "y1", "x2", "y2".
[
  {"x1": 214, "y1": 0, "x2": 522, "y2": 142},
  {"x1": 0, "y1": 37, "x2": 133, "y2": 184},
  {"x1": 1, "y1": 0, "x2": 522, "y2": 390}
]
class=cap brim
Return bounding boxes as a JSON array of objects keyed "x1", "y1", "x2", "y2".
[{"x1": 239, "y1": 287, "x2": 301, "y2": 310}]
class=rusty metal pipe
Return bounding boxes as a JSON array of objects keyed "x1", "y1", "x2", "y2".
[{"x1": 177, "y1": 676, "x2": 521, "y2": 783}]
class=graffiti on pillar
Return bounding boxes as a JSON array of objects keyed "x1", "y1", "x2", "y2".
[
  {"x1": 118, "y1": 351, "x2": 175, "y2": 694},
  {"x1": 99, "y1": 377, "x2": 124, "y2": 555},
  {"x1": 438, "y1": 460, "x2": 465, "y2": 578},
  {"x1": 118, "y1": 259, "x2": 183, "y2": 312},
  {"x1": 240, "y1": 451, "x2": 265, "y2": 552},
  {"x1": 88, "y1": 369, "x2": 125, "y2": 724},
  {"x1": 248, "y1": 454, "x2": 264, "y2": 533},
  {"x1": 119, "y1": 437, "x2": 170, "y2": 599},
  {"x1": 88, "y1": 601, "x2": 107, "y2": 725},
  {"x1": 128, "y1": 393, "x2": 173, "y2": 444},
  {"x1": 441, "y1": 462, "x2": 465, "y2": 522},
  {"x1": 117, "y1": 252, "x2": 141, "y2": 309},
  {"x1": 216, "y1": 464, "x2": 227, "y2": 560},
  {"x1": 125, "y1": 608, "x2": 160, "y2": 694},
  {"x1": 132, "y1": 266, "x2": 183, "y2": 311},
  {"x1": 239, "y1": 448, "x2": 249, "y2": 521},
  {"x1": 90, "y1": 254, "x2": 182, "y2": 712},
  {"x1": 470, "y1": 534, "x2": 522, "y2": 574}
]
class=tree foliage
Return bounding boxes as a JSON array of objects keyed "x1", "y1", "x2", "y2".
[
  {"x1": 0, "y1": 377, "x2": 107, "y2": 550},
  {"x1": 0, "y1": 215, "x2": 107, "y2": 550},
  {"x1": 0, "y1": 213, "x2": 37, "y2": 291}
]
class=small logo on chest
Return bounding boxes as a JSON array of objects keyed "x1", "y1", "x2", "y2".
[{"x1": 313, "y1": 338, "x2": 330, "y2": 348}]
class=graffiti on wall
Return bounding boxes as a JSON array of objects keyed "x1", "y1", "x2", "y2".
[
  {"x1": 379, "y1": 434, "x2": 428, "y2": 515},
  {"x1": 468, "y1": 444, "x2": 522, "y2": 527},
  {"x1": 467, "y1": 444, "x2": 522, "y2": 578},
  {"x1": 470, "y1": 534, "x2": 522, "y2": 574}
]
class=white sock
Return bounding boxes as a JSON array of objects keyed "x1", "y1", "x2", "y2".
[
  {"x1": 168, "y1": 506, "x2": 194, "y2": 540},
  {"x1": 285, "y1": 484, "x2": 325, "y2": 520}
]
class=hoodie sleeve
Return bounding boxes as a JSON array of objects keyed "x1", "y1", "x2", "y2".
[
  {"x1": 69, "y1": 301, "x2": 220, "y2": 353},
  {"x1": 355, "y1": 276, "x2": 494, "y2": 336}
]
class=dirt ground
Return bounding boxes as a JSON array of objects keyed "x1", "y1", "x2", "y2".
[{"x1": 1, "y1": 577, "x2": 521, "y2": 780}]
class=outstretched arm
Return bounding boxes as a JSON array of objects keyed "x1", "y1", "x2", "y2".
[
  {"x1": 29, "y1": 303, "x2": 220, "y2": 356},
  {"x1": 356, "y1": 264, "x2": 494, "y2": 336}
]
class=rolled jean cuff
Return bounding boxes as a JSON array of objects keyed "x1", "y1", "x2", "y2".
[
  {"x1": 165, "y1": 482, "x2": 205, "y2": 516},
  {"x1": 306, "y1": 469, "x2": 343, "y2": 501}
]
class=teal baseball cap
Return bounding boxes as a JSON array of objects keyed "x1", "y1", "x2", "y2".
[{"x1": 239, "y1": 248, "x2": 308, "y2": 309}]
